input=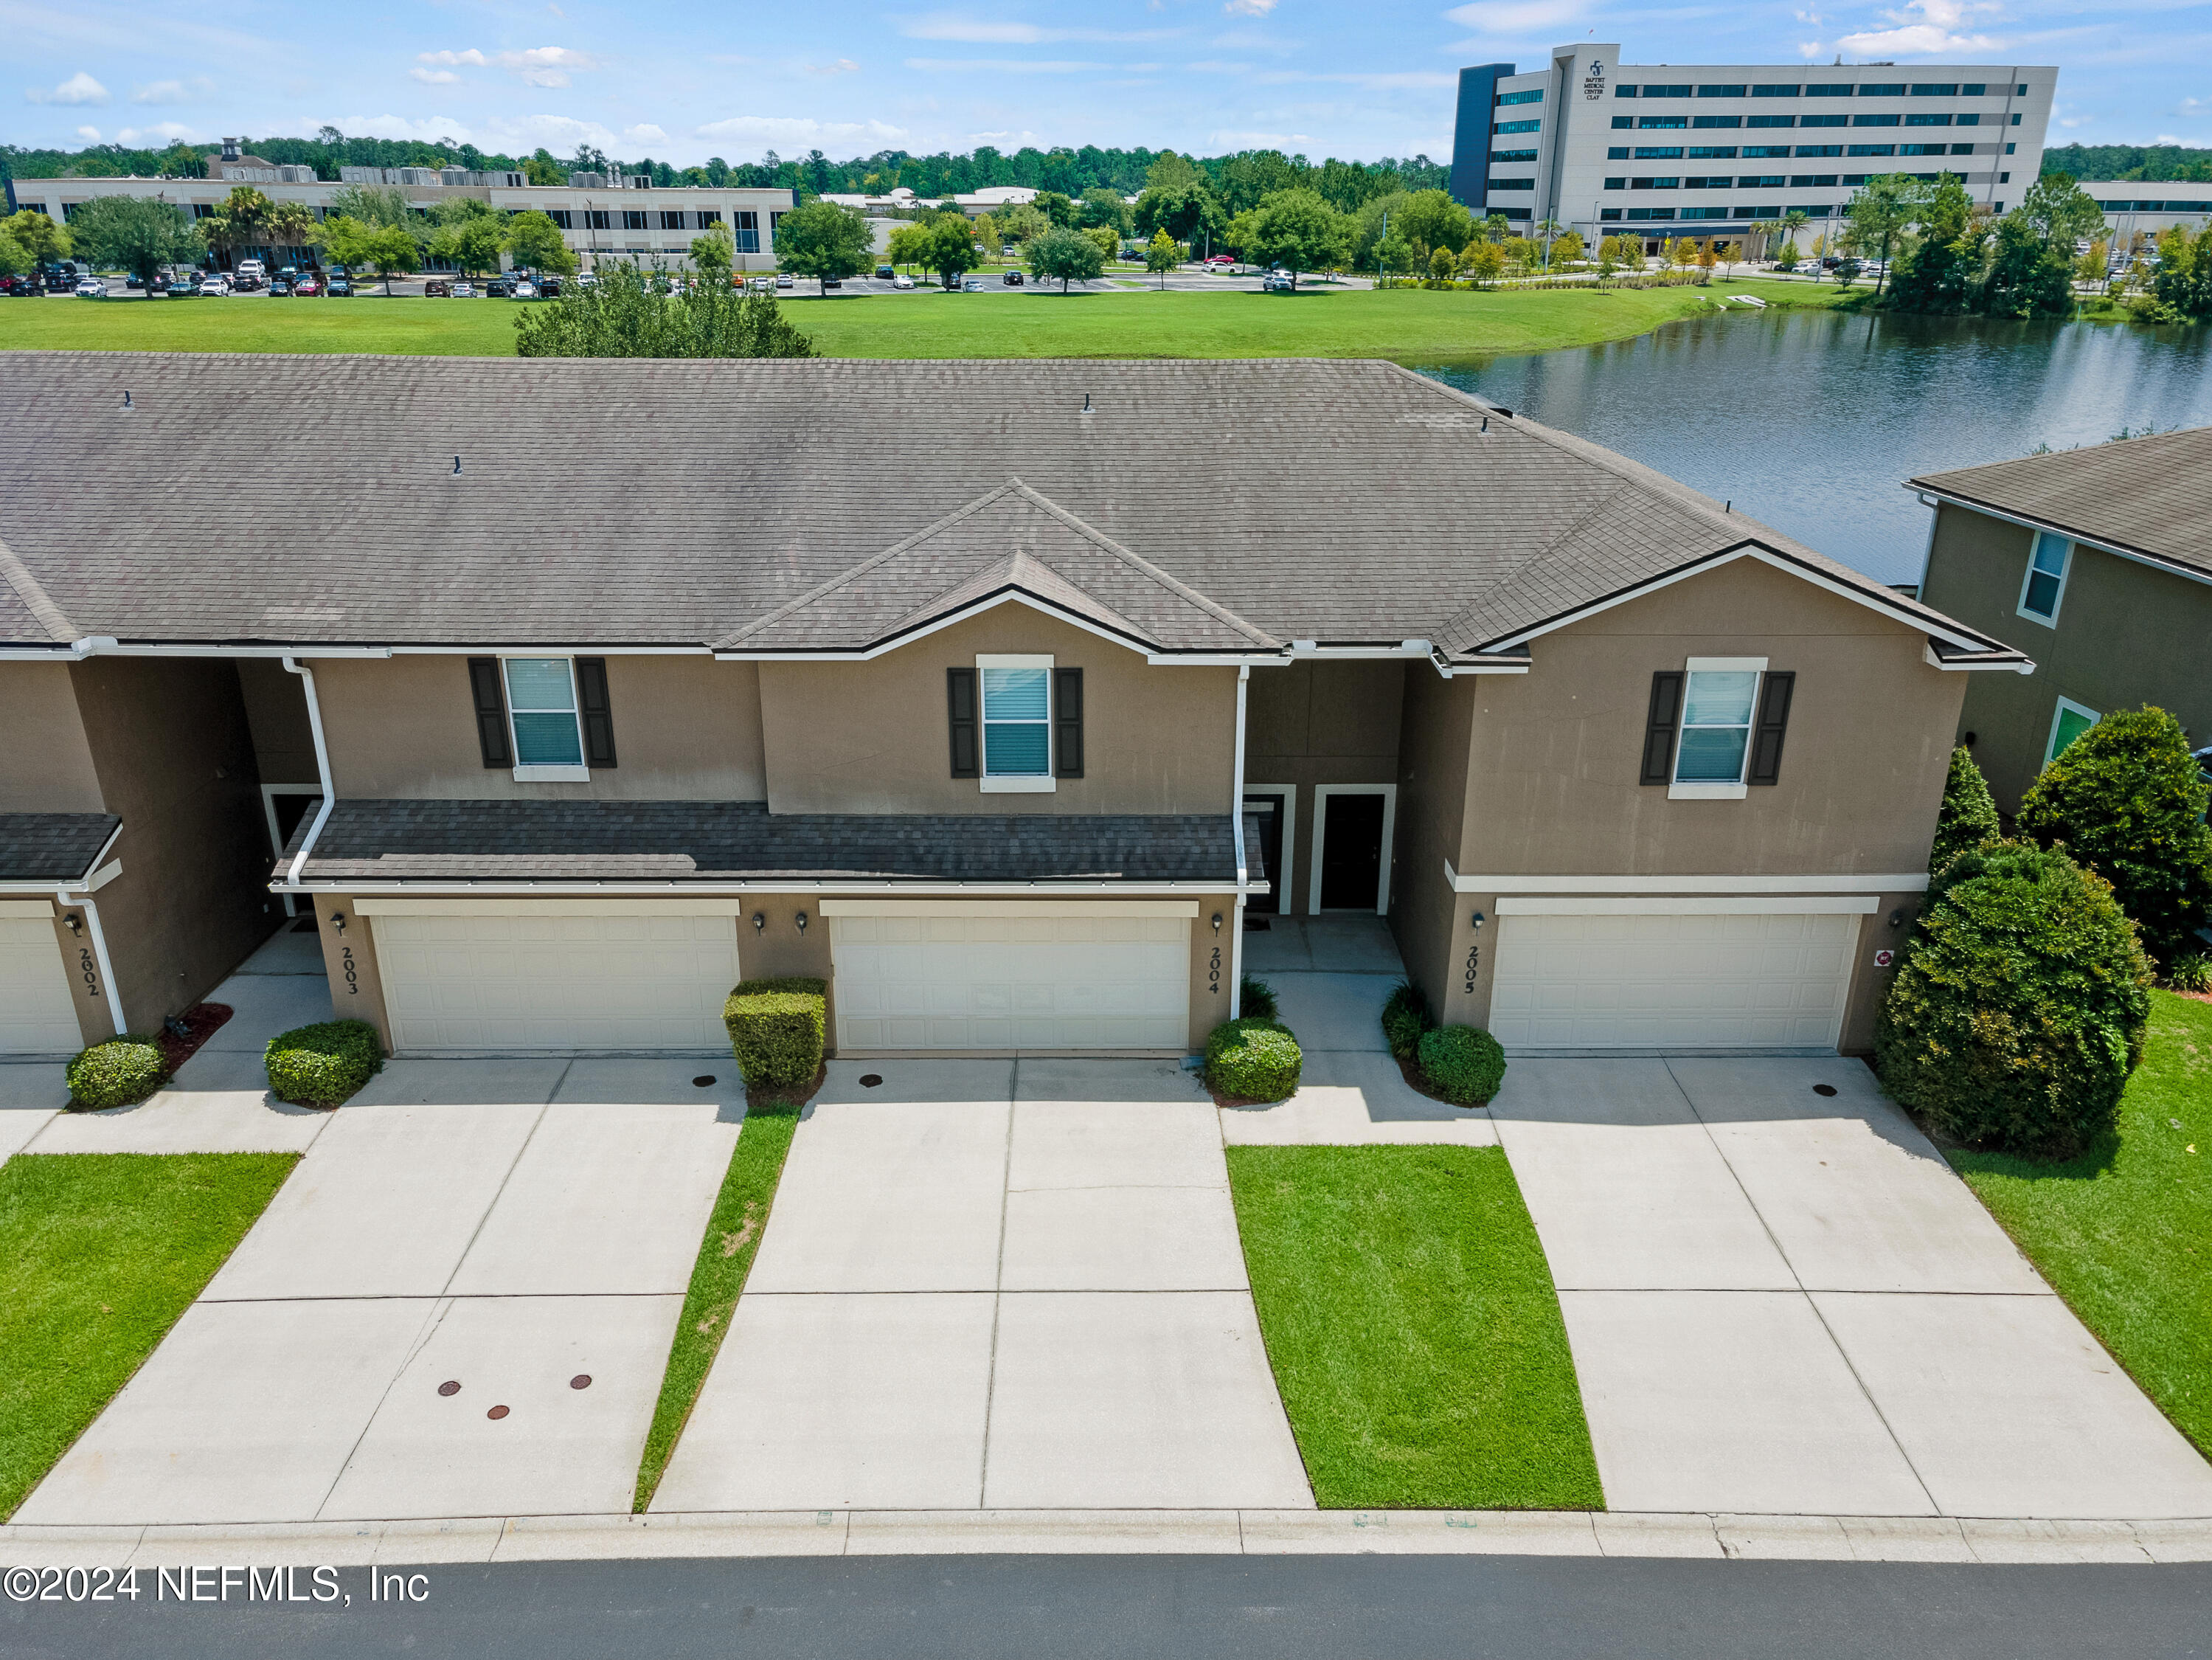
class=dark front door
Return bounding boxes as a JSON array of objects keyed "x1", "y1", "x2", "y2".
[
  {"x1": 1319, "y1": 792, "x2": 1385, "y2": 910},
  {"x1": 1242, "y1": 795, "x2": 1283, "y2": 915}
]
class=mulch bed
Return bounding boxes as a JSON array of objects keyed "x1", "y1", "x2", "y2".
[{"x1": 154, "y1": 1003, "x2": 232, "y2": 1075}]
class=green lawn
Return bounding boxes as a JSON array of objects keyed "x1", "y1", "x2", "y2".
[
  {"x1": 0, "y1": 1152, "x2": 299, "y2": 1519},
  {"x1": 0, "y1": 279, "x2": 1842, "y2": 367},
  {"x1": 1227, "y1": 1144, "x2": 1603, "y2": 1509},
  {"x1": 1950, "y1": 989, "x2": 2212, "y2": 1459},
  {"x1": 632, "y1": 1101, "x2": 801, "y2": 1511}
]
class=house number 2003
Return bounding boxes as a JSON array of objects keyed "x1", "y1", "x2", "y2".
[
  {"x1": 1207, "y1": 944, "x2": 1222, "y2": 995},
  {"x1": 1463, "y1": 942, "x2": 1481, "y2": 995},
  {"x1": 339, "y1": 944, "x2": 361, "y2": 996}
]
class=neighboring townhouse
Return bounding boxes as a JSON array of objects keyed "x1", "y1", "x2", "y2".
[
  {"x1": 1911, "y1": 426, "x2": 2211, "y2": 812},
  {"x1": 0, "y1": 354, "x2": 2028, "y2": 1061}
]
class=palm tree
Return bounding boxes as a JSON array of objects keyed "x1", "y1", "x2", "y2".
[
  {"x1": 266, "y1": 200, "x2": 318, "y2": 270},
  {"x1": 1782, "y1": 210, "x2": 1809, "y2": 272}
]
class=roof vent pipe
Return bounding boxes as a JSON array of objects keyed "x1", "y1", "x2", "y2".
[
  {"x1": 122, "y1": 391, "x2": 133, "y2": 410},
  {"x1": 453, "y1": 454, "x2": 462, "y2": 474},
  {"x1": 1480, "y1": 416, "x2": 1488, "y2": 432},
  {"x1": 1081, "y1": 393, "x2": 1093, "y2": 414}
]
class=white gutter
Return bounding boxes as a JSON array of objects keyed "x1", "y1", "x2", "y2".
[
  {"x1": 1229, "y1": 664, "x2": 1249, "y2": 1022},
  {"x1": 57, "y1": 891, "x2": 127, "y2": 1038},
  {"x1": 274, "y1": 878, "x2": 1269, "y2": 897},
  {"x1": 282, "y1": 657, "x2": 337, "y2": 888}
]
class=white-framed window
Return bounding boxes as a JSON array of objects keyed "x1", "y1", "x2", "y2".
[
  {"x1": 978, "y1": 654, "x2": 1054, "y2": 793},
  {"x1": 505, "y1": 657, "x2": 589, "y2": 781},
  {"x1": 2017, "y1": 530, "x2": 2073, "y2": 625},
  {"x1": 1668, "y1": 657, "x2": 1767, "y2": 799},
  {"x1": 2045, "y1": 696, "x2": 2099, "y2": 765}
]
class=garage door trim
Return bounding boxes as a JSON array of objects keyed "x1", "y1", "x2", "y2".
[
  {"x1": 357, "y1": 897, "x2": 755, "y2": 916},
  {"x1": 1497, "y1": 896, "x2": 1879, "y2": 916},
  {"x1": 820, "y1": 899, "x2": 1199, "y2": 919}
]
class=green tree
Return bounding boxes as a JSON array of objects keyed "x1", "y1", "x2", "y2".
[
  {"x1": 1027, "y1": 224, "x2": 1106, "y2": 291},
  {"x1": 59, "y1": 196, "x2": 204, "y2": 288},
  {"x1": 429, "y1": 204, "x2": 505, "y2": 277},
  {"x1": 1081, "y1": 224, "x2": 1118, "y2": 264},
  {"x1": 1929, "y1": 744, "x2": 2003, "y2": 876},
  {"x1": 924, "y1": 215, "x2": 981, "y2": 286},
  {"x1": 199, "y1": 184, "x2": 274, "y2": 269},
  {"x1": 1844, "y1": 174, "x2": 1919, "y2": 296},
  {"x1": 1032, "y1": 190, "x2": 1077, "y2": 229},
  {"x1": 1143, "y1": 227, "x2": 1180, "y2": 288},
  {"x1": 358, "y1": 224, "x2": 420, "y2": 294},
  {"x1": 1977, "y1": 210, "x2": 2070, "y2": 317},
  {"x1": 0, "y1": 224, "x2": 27, "y2": 280},
  {"x1": 1550, "y1": 229, "x2": 1584, "y2": 267},
  {"x1": 690, "y1": 221, "x2": 737, "y2": 283},
  {"x1": 1887, "y1": 174, "x2": 1979, "y2": 314},
  {"x1": 1393, "y1": 189, "x2": 1474, "y2": 263},
  {"x1": 1077, "y1": 184, "x2": 1133, "y2": 238},
  {"x1": 1466, "y1": 241, "x2": 1505, "y2": 288},
  {"x1": 523, "y1": 148, "x2": 565, "y2": 187},
  {"x1": 505, "y1": 209, "x2": 578, "y2": 277},
  {"x1": 267, "y1": 199, "x2": 319, "y2": 263},
  {"x1": 2017, "y1": 705, "x2": 2212, "y2": 965},
  {"x1": 772, "y1": 200, "x2": 874, "y2": 294},
  {"x1": 974, "y1": 215, "x2": 1002, "y2": 261},
  {"x1": 5, "y1": 207, "x2": 73, "y2": 266},
  {"x1": 886, "y1": 222, "x2": 932, "y2": 271},
  {"x1": 327, "y1": 184, "x2": 412, "y2": 230},
  {"x1": 1428, "y1": 244, "x2": 1458, "y2": 284},
  {"x1": 999, "y1": 202, "x2": 1050, "y2": 249},
  {"x1": 1133, "y1": 179, "x2": 1225, "y2": 252},
  {"x1": 316, "y1": 215, "x2": 376, "y2": 276},
  {"x1": 515, "y1": 259, "x2": 817, "y2": 358},
  {"x1": 1245, "y1": 189, "x2": 1351, "y2": 290}
]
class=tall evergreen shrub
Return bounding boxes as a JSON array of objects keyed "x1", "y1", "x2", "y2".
[{"x1": 1929, "y1": 743, "x2": 2003, "y2": 876}]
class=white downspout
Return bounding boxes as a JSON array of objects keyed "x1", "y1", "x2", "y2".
[
  {"x1": 59, "y1": 890, "x2": 128, "y2": 1037},
  {"x1": 1229, "y1": 664, "x2": 1249, "y2": 1022},
  {"x1": 283, "y1": 657, "x2": 336, "y2": 888}
]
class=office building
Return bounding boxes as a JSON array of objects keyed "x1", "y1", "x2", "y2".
[
  {"x1": 17, "y1": 139, "x2": 798, "y2": 272},
  {"x1": 1450, "y1": 46, "x2": 2055, "y2": 250},
  {"x1": 2083, "y1": 183, "x2": 2212, "y2": 239}
]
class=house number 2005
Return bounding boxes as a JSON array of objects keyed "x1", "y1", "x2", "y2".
[
  {"x1": 1463, "y1": 943, "x2": 1481, "y2": 995},
  {"x1": 339, "y1": 944, "x2": 361, "y2": 996},
  {"x1": 1207, "y1": 944, "x2": 1222, "y2": 995}
]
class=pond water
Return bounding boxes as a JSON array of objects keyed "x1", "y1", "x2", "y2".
[{"x1": 1419, "y1": 308, "x2": 2212, "y2": 587}]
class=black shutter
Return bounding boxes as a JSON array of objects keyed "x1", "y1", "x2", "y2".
[
  {"x1": 1640, "y1": 671, "x2": 1683, "y2": 785},
  {"x1": 1747, "y1": 670, "x2": 1795, "y2": 785},
  {"x1": 575, "y1": 657, "x2": 617, "y2": 768},
  {"x1": 468, "y1": 657, "x2": 510, "y2": 768},
  {"x1": 947, "y1": 668, "x2": 978, "y2": 778},
  {"x1": 1053, "y1": 667, "x2": 1084, "y2": 778}
]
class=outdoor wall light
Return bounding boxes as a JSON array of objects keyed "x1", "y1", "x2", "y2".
[
  {"x1": 1211, "y1": 912, "x2": 1223, "y2": 935},
  {"x1": 1471, "y1": 910, "x2": 1486, "y2": 930},
  {"x1": 794, "y1": 910, "x2": 808, "y2": 933},
  {"x1": 330, "y1": 911, "x2": 347, "y2": 934},
  {"x1": 63, "y1": 914, "x2": 82, "y2": 937},
  {"x1": 752, "y1": 911, "x2": 766, "y2": 934}
]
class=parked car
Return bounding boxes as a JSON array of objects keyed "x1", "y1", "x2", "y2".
[
  {"x1": 294, "y1": 275, "x2": 322, "y2": 297},
  {"x1": 235, "y1": 258, "x2": 266, "y2": 284},
  {"x1": 327, "y1": 274, "x2": 353, "y2": 297},
  {"x1": 230, "y1": 271, "x2": 263, "y2": 292},
  {"x1": 892, "y1": 273, "x2": 915, "y2": 290},
  {"x1": 44, "y1": 269, "x2": 74, "y2": 292},
  {"x1": 424, "y1": 278, "x2": 451, "y2": 297},
  {"x1": 748, "y1": 275, "x2": 774, "y2": 291},
  {"x1": 1203, "y1": 254, "x2": 1236, "y2": 269},
  {"x1": 875, "y1": 264, "x2": 895, "y2": 279},
  {"x1": 513, "y1": 279, "x2": 538, "y2": 300},
  {"x1": 125, "y1": 272, "x2": 144, "y2": 288},
  {"x1": 575, "y1": 272, "x2": 598, "y2": 290},
  {"x1": 961, "y1": 276, "x2": 985, "y2": 291},
  {"x1": 774, "y1": 273, "x2": 794, "y2": 288},
  {"x1": 1002, "y1": 270, "x2": 1024, "y2": 286},
  {"x1": 166, "y1": 275, "x2": 199, "y2": 297},
  {"x1": 198, "y1": 274, "x2": 229, "y2": 296},
  {"x1": 267, "y1": 276, "x2": 292, "y2": 297},
  {"x1": 450, "y1": 280, "x2": 474, "y2": 298},
  {"x1": 483, "y1": 276, "x2": 513, "y2": 298},
  {"x1": 538, "y1": 275, "x2": 563, "y2": 297},
  {"x1": 74, "y1": 276, "x2": 105, "y2": 298},
  {"x1": 1261, "y1": 271, "x2": 1295, "y2": 292},
  {"x1": 821, "y1": 277, "x2": 842, "y2": 289}
]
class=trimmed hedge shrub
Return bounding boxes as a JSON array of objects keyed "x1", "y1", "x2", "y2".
[
  {"x1": 65, "y1": 1038, "x2": 169, "y2": 1110},
  {"x1": 724, "y1": 976, "x2": 827, "y2": 1088},
  {"x1": 2168, "y1": 952, "x2": 2212, "y2": 995},
  {"x1": 265, "y1": 1020, "x2": 384, "y2": 1107},
  {"x1": 1876, "y1": 843, "x2": 2153, "y2": 1159},
  {"x1": 1930, "y1": 743, "x2": 2001, "y2": 876},
  {"x1": 1206, "y1": 1017, "x2": 1303, "y2": 1102},
  {"x1": 1381, "y1": 979, "x2": 1435, "y2": 1062},
  {"x1": 1417, "y1": 1025, "x2": 1507, "y2": 1106},
  {"x1": 1238, "y1": 975, "x2": 1279, "y2": 1023},
  {"x1": 2017, "y1": 705, "x2": 2212, "y2": 965}
]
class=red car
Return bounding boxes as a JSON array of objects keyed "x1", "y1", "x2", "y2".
[
  {"x1": 1202, "y1": 254, "x2": 1237, "y2": 269},
  {"x1": 294, "y1": 276, "x2": 322, "y2": 297}
]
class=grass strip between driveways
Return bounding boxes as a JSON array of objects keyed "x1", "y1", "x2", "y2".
[
  {"x1": 633, "y1": 1101, "x2": 801, "y2": 1512},
  {"x1": 1226, "y1": 1144, "x2": 1603, "y2": 1510},
  {"x1": 1948, "y1": 989, "x2": 2212, "y2": 1459},
  {"x1": 0, "y1": 1151, "x2": 299, "y2": 1521}
]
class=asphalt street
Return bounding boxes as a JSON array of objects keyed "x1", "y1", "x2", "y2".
[{"x1": 6, "y1": 1554, "x2": 2208, "y2": 1660}]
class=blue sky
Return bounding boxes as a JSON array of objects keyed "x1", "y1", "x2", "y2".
[{"x1": 10, "y1": 0, "x2": 2205, "y2": 163}]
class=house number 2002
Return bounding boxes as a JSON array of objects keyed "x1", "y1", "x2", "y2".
[
  {"x1": 1463, "y1": 942, "x2": 1481, "y2": 995},
  {"x1": 1207, "y1": 944, "x2": 1222, "y2": 995},
  {"x1": 339, "y1": 944, "x2": 361, "y2": 996}
]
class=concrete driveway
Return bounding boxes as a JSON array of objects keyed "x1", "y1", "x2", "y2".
[
  {"x1": 1489, "y1": 1056, "x2": 2212, "y2": 1519},
  {"x1": 18, "y1": 1056, "x2": 742, "y2": 1526},
  {"x1": 655, "y1": 1059, "x2": 1313, "y2": 1512}
]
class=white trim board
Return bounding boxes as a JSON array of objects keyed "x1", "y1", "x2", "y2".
[
  {"x1": 0, "y1": 899, "x2": 56, "y2": 919},
  {"x1": 1309, "y1": 784, "x2": 1398, "y2": 916},
  {"x1": 1445, "y1": 863, "x2": 1930, "y2": 895},
  {"x1": 285, "y1": 879, "x2": 1249, "y2": 897},
  {"x1": 1495, "y1": 895, "x2": 1881, "y2": 916},
  {"x1": 1242, "y1": 784, "x2": 1297, "y2": 916},
  {"x1": 2045, "y1": 695, "x2": 2101, "y2": 764},
  {"x1": 355, "y1": 897, "x2": 757, "y2": 917},
  {"x1": 818, "y1": 899, "x2": 1200, "y2": 918}
]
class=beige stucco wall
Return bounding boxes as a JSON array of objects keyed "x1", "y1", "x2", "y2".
[
  {"x1": 1458, "y1": 558, "x2": 1963, "y2": 879},
  {"x1": 1388, "y1": 665, "x2": 1479, "y2": 1020},
  {"x1": 235, "y1": 657, "x2": 322, "y2": 790},
  {"x1": 0, "y1": 662, "x2": 105, "y2": 813},
  {"x1": 314, "y1": 654, "x2": 768, "y2": 801},
  {"x1": 69, "y1": 657, "x2": 280, "y2": 1029},
  {"x1": 1245, "y1": 660, "x2": 1406, "y2": 916},
  {"x1": 1920, "y1": 502, "x2": 2209, "y2": 811},
  {"x1": 757, "y1": 608, "x2": 1238, "y2": 815}
]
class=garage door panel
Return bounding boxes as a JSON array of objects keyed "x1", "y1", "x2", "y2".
[
  {"x1": 833, "y1": 914, "x2": 1189, "y2": 1052},
  {"x1": 1491, "y1": 911, "x2": 1854, "y2": 1051},
  {"x1": 1, "y1": 917, "x2": 83, "y2": 1055},
  {"x1": 375, "y1": 913, "x2": 737, "y2": 1053}
]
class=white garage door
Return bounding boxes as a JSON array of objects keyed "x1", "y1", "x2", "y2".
[
  {"x1": 374, "y1": 911, "x2": 739, "y2": 1053},
  {"x1": 832, "y1": 912, "x2": 1190, "y2": 1051},
  {"x1": 1488, "y1": 910, "x2": 1857, "y2": 1050},
  {"x1": 0, "y1": 914, "x2": 83, "y2": 1055}
]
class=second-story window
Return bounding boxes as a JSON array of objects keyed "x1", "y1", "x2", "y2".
[
  {"x1": 506, "y1": 657, "x2": 586, "y2": 773},
  {"x1": 2017, "y1": 531, "x2": 2072, "y2": 624},
  {"x1": 468, "y1": 655, "x2": 617, "y2": 781},
  {"x1": 980, "y1": 656, "x2": 1053, "y2": 790},
  {"x1": 1676, "y1": 666, "x2": 1761, "y2": 785},
  {"x1": 1641, "y1": 657, "x2": 1793, "y2": 798}
]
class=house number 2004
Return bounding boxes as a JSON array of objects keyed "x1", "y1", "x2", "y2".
[
  {"x1": 339, "y1": 944, "x2": 361, "y2": 996},
  {"x1": 1207, "y1": 944, "x2": 1222, "y2": 995},
  {"x1": 1463, "y1": 942, "x2": 1481, "y2": 995}
]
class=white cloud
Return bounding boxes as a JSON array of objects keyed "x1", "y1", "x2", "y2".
[
  {"x1": 1210, "y1": 128, "x2": 1311, "y2": 146},
  {"x1": 115, "y1": 120, "x2": 209, "y2": 145},
  {"x1": 968, "y1": 129, "x2": 1046, "y2": 145},
  {"x1": 1832, "y1": 0, "x2": 2000, "y2": 58},
  {"x1": 1443, "y1": 0, "x2": 1585, "y2": 34},
  {"x1": 805, "y1": 58, "x2": 861, "y2": 75},
  {"x1": 409, "y1": 68, "x2": 461, "y2": 84},
  {"x1": 1224, "y1": 0, "x2": 1278, "y2": 15},
  {"x1": 131, "y1": 77, "x2": 212, "y2": 105},
  {"x1": 898, "y1": 14, "x2": 1180, "y2": 43},
  {"x1": 624, "y1": 123, "x2": 669, "y2": 143},
  {"x1": 2174, "y1": 97, "x2": 2205, "y2": 117},
  {"x1": 27, "y1": 70, "x2": 110, "y2": 106},
  {"x1": 693, "y1": 114, "x2": 911, "y2": 152},
  {"x1": 417, "y1": 46, "x2": 595, "y2": 87},
  {"x1": 309, "y1": 112, "x2": 476, "y2": 144},
  {"x1": 2153, "y1": 132, "x2": 2182, "y2": 144},
  {"x1": 904, "y1": 57, "x2": 1106, "y2": 73},
  {"x1": 76, "y1": 124, "x2": 100, "y2": 140}
]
